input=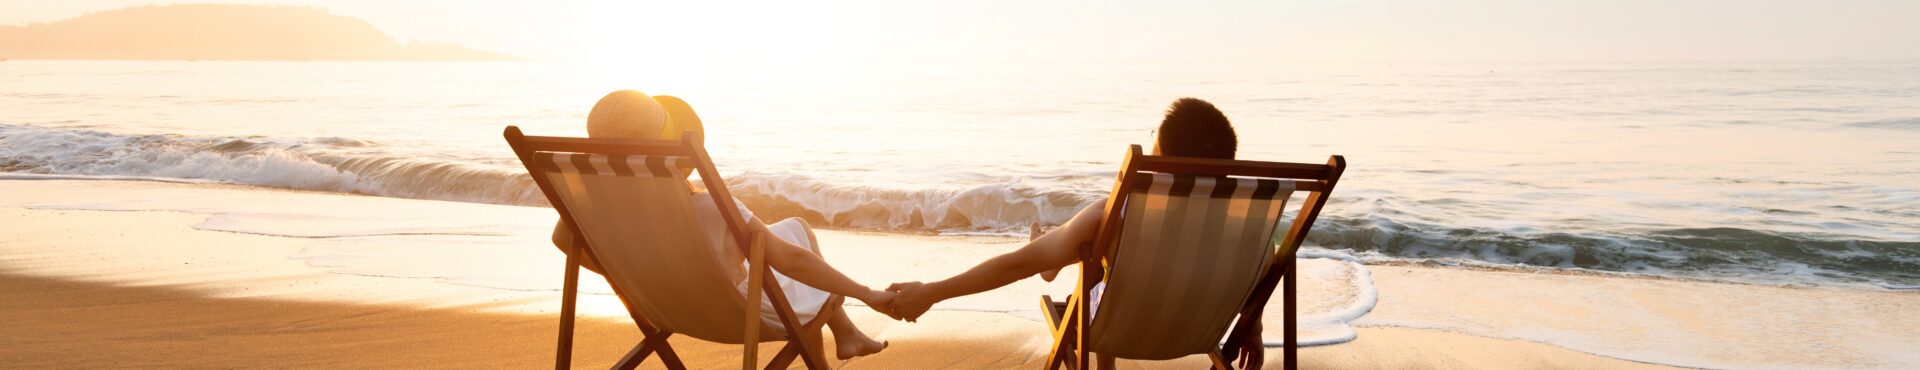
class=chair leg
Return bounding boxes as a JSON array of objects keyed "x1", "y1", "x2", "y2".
[
  {"x1": 805, "y1": 322, "x2": 832, "y2": 369},
  {"x1": 1206, "y1": 351, "x2": 1233, "y2": 370},
  {"x1": 1041, "y1": 295, "x2": 1079, "y2": 370},
  {"x1": 764, "y1": 340, "x2": 802, "y2": 370},
  {"x1": 1046, "y1": 349, "x2": 1076, "y2": 370},
  {"x1": 612, "y1": 331, "x2": 677, "y2": 370},
  {"x1": 1074, "y1": 265, "x2": 1094, "y2": 370},
  {"x1": 611, "y1": 342, "x2": 649, "y2": 370},
  {"x1": 764, "y1": 305, "x2": 829, "y2": 369},
  {"x1": 1075, "y1": 348, "x2": 1089, "y2": 370},
  {"x1": 1074, "y1": 315, "x2": 1090, "y2": 370},
  {"x1": 1042, "y1": 323, "x2": 1077, "y2": 370},
  {"x1": 1095, "y1": 354, "x2": 1115, "y2": 370},
  {"x1": 1046, "y1": 338, "x2": 1074, "y2": 370},
  {"x1": 1283, "y1": 263, "x2": 1298, "y2": 370},
  {"x1": 555, "y1": 252, "x2": 582, "y2": 370},
  {"x1": 656, "y1": 340, "x2": 687, "y2": 370},
  {"x1": 790, "y1": 301, "x2": 839, "y2": 369},
  {"x1": 800, "y1": 349, "x2": 831, "y2": 369}
]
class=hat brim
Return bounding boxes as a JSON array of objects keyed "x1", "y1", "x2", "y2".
[{"x1": 653, "y1": 95, "x2": 703, "y2": 141}]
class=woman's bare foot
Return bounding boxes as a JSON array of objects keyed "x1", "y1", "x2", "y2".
[
  {"x1": 826, "y1": 308, "x2": 888, "y2": 359},
  {"x1": 835, "y1": 332, "x2": 888, "y2": 360}
]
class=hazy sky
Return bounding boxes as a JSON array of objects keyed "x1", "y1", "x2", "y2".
[{"x1": 5, "y1": 0, "x2": 1918, "y2": 63}]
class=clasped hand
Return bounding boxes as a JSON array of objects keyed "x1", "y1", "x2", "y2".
[{"x1": 857, "y1": 282, "x2": 933, "y2": 322}]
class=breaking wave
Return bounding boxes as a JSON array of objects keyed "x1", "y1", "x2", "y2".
[
  {"x1": 4, "y1": 123, "x2": 1916, "y2": 289},
  {"x1": 0, "y1": 124, "x2": 546, "y2": 206}
]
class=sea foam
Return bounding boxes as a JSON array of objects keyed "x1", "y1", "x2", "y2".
[
  {"x1": 1271, "y1": 249, "x2": 1379, "y2": 347},
  {"x1": 4, "y1": 123, "x2": 1917, "y2": 290}
]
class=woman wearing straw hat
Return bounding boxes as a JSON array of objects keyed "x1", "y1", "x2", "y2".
[{"x1": 550, "y1": 90, "x2": 890, "y2": 360}]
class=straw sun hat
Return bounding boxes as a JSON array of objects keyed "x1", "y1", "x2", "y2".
[{"x1": 585, "y1": 90, "x2": 704, "y2": 141}]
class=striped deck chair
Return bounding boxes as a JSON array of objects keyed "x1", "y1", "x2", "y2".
[
  {"x1": 504, "y1": 126, "x2": 843, "y2": 370},
  {"x1": 1040, "y1": 145, "x2": 1345, "y2": 370}
]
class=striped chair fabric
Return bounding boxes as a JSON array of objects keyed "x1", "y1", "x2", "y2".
[
  {"x1": 1086, "y1": 172, "x2": 1296, "y2": 360},
  {"x1": 534, "y1": 152, "x2": 693, "y2": 177},
  {"x1": 533, "y1": 151, "x2": 776, "y2": 343}
]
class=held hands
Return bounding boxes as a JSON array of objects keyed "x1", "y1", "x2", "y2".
[
  {"x1": 882, "y1": 282, "x2": 933, "y2": 322},
  {"x1": 857, "y1": 289, "x2": 902, "y2": 320},
  {"x1": 869, "y1": 222, "x2": 1057, "y2": 323},
  {"x1": 856, "y1": 282, "x2": 932, "y2": 322}
]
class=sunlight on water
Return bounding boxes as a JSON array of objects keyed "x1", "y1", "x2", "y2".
[{"x1": 2, "y1": 60, "x2": 1917, "y2": 288}]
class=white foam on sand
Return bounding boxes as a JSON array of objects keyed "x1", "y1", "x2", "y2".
[{"x1": 1275, "y1": 248, "x2": 1379, "y2": 347}]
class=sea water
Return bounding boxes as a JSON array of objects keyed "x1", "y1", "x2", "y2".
[{"x1": 3, "y1": 60, "x2": 1916, "y2": 289}]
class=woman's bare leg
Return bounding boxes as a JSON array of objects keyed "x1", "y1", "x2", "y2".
[
  {"x1": 782, "y1": 218, "x2": 888, "y2": 359},
  {"x1": 827, "y1": 309, "x2": 885, "y2": 359},
  {"x1": 801, "y1": 322, "x2": 828, "y2": 363}
]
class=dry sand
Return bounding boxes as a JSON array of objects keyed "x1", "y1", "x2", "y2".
[
  {"x1": 2, "y1": 179, "x2": 1913, "y2": 369},
  {"x1": 0, "y1": 269, "x2": 1670, "y2": 369}
]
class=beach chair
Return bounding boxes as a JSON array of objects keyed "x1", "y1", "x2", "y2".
[
  {"x1": 504, "y1": 126, "x2": 843, "y2": 370},
  {"x1": 1040, "y1": 145, "x2": 1344, "y2": 370}
]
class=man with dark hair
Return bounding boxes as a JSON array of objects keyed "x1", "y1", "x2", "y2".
[
  {"x1": 1155, "y1": 97, "x2": 1238, "y2": 159},
  {"x1": 880, "y1": 98, "x2": 1240, "y2": 322}
]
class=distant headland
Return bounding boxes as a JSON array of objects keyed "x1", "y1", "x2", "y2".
[{"x1": 0, "y1": 4, "x2": 514, "y2": 61}]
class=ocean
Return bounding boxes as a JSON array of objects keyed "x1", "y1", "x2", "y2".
[{"x1": 3, "y1": 60, "x2": 1916, "y2": 289}]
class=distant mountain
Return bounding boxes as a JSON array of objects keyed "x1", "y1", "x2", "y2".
[{"x1": 0, "y1": 4, "x2": 513, "y2": 61}]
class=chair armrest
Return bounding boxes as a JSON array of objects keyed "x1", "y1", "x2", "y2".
[{"x1": 741, "y1": 234, "x2": 767, "y2": 369}]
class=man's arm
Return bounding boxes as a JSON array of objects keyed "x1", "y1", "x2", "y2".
[{"x1": 889, "y1": 202, "x2": 1107, "y2": 320}]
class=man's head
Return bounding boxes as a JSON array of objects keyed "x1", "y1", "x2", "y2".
[
  {"x1": 586, "y1": 90, "x2": 670, "y2": 140},
  {"x1": 1154, "y1": 98, "x2": 1237, "y2": 159}
]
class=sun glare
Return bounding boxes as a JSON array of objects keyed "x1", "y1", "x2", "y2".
[
  {"x1": 571, "y1": 1, "x2": 887, "y2": 83},
  {"x1": 3, "y1": 1, "x2": 1918, "y2": 368}
]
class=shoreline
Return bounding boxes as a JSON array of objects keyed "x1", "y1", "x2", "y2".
[
  {"x1": 2, "y1": 179, "x2": 1914, "y2": 369},
  {"x1": 2, "y1": 173, "x2": 1905, "y2": 292},
  {"x1": 1362, "y1": 258, "x2": 1915, "y2": 292}
]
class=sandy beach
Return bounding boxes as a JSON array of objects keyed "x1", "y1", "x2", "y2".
[
  {"x1": 2, "y1": 179, "x2": 1914, "y2": 369},
  {"x1": 7, "y1": 1, "x2": 1919, "y2": 368}
]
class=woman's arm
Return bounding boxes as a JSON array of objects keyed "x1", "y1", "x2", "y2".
[
  {"x1": 552, "y1": 220, "x2": 606, "y2": 274},
  {"x1": 750, "y1": 220, "x2": 893, "y2": 310},
  {"x1": 887, "y1": 202, "x2": 1107, "y2": 321}
]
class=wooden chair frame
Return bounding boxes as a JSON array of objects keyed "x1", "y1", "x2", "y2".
[
  {"x1": 504, "y1": 126, "x2": 837, "y2": 370},
  {"x1": 1041, "y1": 145, "x2": 1345, "y2": 370}
]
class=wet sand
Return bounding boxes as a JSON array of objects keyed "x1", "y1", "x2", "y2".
[
  {"x1": 0, "y1": 270, "x2": 1675, "y2": 369},
  {"x1": 3, "y1": 179, "x2": 1913, "y2": 369}
]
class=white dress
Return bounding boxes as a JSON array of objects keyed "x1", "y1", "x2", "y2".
[{"x1": 688, "y1": 192, "x2": 831, "y2": 329}]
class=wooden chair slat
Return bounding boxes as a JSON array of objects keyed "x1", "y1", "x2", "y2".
[
  {"x1": 504, "y1": 126, "x2": 834, "y2": 370},
  {"x1": 1045, "y1": 144, "x2": 1345, "y2": 370}
]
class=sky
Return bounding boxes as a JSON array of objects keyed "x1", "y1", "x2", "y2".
[{"x1": 4, "y1": 0, "x2": 1919, "y2": 64}]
